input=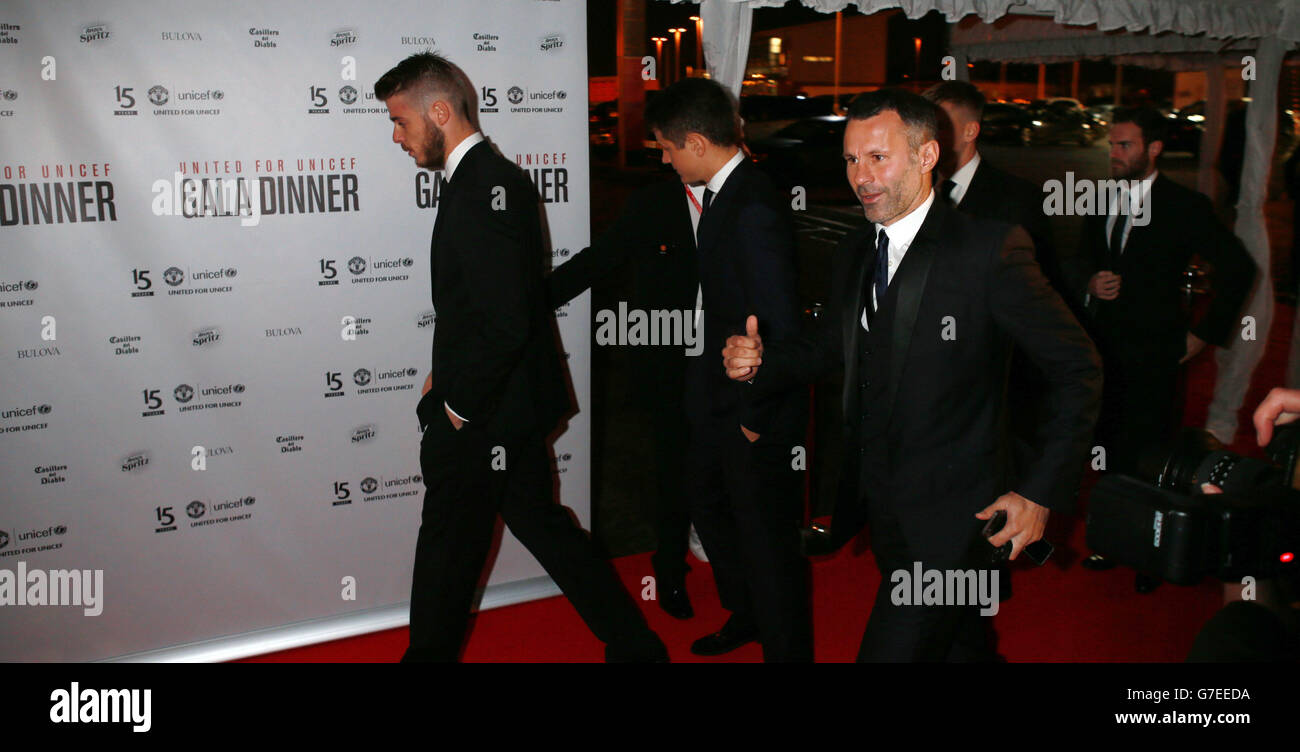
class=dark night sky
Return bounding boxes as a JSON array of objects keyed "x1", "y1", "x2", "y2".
[{"x1": 588, "y1": 0, "x2": 839, "y2": 77}]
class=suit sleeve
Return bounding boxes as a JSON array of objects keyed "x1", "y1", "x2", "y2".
[
  {"x1": 988, "y1": 226, "x2": 1103, "y2": 512},
  {"x1": 735, "y1": 199, "x2": 802, "y2": 434},
  {"x1": 443, "y1": 172, "x2": 536, "y2": 422},
  {"x1": 545, "y1": 193, "x2": 641, "y2": 308},
  {"x1": 751, "y1": 231, "x2": 856, "y2": 398},
  {"x1": 1188, "y1": 196, "x2": 1257, "y2": 348}
]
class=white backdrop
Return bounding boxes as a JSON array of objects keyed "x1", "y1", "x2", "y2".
[{"x1": 0, "y1": 0, "x2": 591, "y2": 661}]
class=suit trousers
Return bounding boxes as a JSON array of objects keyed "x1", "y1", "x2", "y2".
[
  {"x1": 647, "y1": 400, "x2": 692, "y2": 583},
  {"x1": 858, "y1": 502, "x2": 997, "y2": 662},
  {"x1": 686, "y1": 417, "x2": 811, "y2": 661},
  {"x1": 403, "y1": 417, "x2": 651, "y2": 661}
]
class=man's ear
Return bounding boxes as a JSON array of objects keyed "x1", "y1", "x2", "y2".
[
  {"x1": 919, "y1": 139, "x2": 940, "y2": 174},
  {"x1": 964, "y1": 119, "x2": 981, "y2": 145},
  {"x1": 686, "y1": 132, "x2": 708, "y2": 157},
  {"x1": 429, "y1": 99, "x2": 450, "y2": 127},
  {"x1": 1148, "y1": 138, "x2": 1163, "y2": 164}
]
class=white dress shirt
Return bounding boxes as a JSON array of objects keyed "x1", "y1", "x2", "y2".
[
  {"x1": 943, "y1": 151, "x2": 981, "y2": 207},
  {"x1": 1104, "y1": 169, "x2": 1157, "y2": 254},
  {"x1": 442, "y1": 131, "x2": 485, "y2": 423},
  {"x1": 861, "y1": 186, "x2": 935, "y2": 331},
  {"x1": 693, "y1": 149, "x2": 745, "y2": 325}
]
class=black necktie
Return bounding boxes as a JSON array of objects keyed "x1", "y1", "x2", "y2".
[
  {"x1": 866, "y1": 228, "x2": 889, "y2": 327},
  {"x1": 940, "y1": 178, "x2": 957, "y2": 205},
  {"x1": 1107, "y1": 210, "x2": 1127, "y2": 268},
  {"x1": 702, "y1": 187, "x2": 714, "y2": 214}
]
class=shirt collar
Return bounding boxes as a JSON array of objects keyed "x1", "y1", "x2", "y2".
[
  {"x1": 705, "y1": 149, "x2": 745, "y2": 195},
  {"x1": 878, "y1": 185, "x2": 935, "y2": 254},
  {"x1": 444, "y1": 132, "x2": 485, "y2": 182},
  {"x1": 947, "y1": 151, "x2": 981, "y2": 197}
]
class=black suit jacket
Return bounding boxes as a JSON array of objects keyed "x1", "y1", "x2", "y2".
[
  {"x1": 548, "y1": 179, "x2": 698, "y2": 405},
  {"x1": 415, "y1": 140, "x2": 569, "y2": 440},
  {"x1": 690, "y1": 158, "x2": 805, "y2": 442},
  {"x1": 753, "y1": 196, "x2": 1101, "y2": 559},
  {"x1": 957, "y1": 156, "x2": 1064, "y2": 297},
  {"x1": 1071, "y1": 172, "x2": 1256, "y2": 362}
]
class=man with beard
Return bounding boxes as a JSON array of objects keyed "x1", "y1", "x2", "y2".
[
  {"x1": 722, "y1": 89, "x2": 1100, "y2": 660},
  {"x1": 376, "y1": 52, "x2": 666, "y2": 661},
  {"x1": 1072, "y1": 107, "x2": 1255, "y2": 588}
]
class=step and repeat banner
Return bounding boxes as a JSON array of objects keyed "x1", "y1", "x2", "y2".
[{"x1": 0, "y1": 0, "x2": 590, "y2": 661}]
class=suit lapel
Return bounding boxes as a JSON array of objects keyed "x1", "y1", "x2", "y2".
[
  {"x1": 879, "y1": 197, "x2": 943, "y2": 428},
  {"x1": 841, "y1": 230, "x2": 873, "y2": 418},
  {"x1": 695, "y1": 159, "x2": 747, "y2": 257}
]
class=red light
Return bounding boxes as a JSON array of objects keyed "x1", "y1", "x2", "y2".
[{"x1": 1282, "y1": 552, "x2": 1295, "y2": 563}]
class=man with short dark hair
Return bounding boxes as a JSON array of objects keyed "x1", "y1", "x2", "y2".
[
  {"x1": 723, "y1": 89, "x2": 1101, "y2": 661},
  {"x1": 645, "y1": 77, "x2": 811, "y2": 661},
  {"x1": 1072, "y1": 106, "x2": 1256, "y2": 589},
  {"x1": 376, "y1": 51, "x2": 666, "y2": 661}
]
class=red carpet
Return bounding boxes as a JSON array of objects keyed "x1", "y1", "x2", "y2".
[{"x1": 239, "y1": 303, "x2": 1294, "y2": 663}]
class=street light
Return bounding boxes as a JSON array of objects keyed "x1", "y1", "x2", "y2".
[
  {"x1": 670, "y1": 28, "x2": 686, "y2": 84},
  {"x1": 651, "y1": 36, "x2": 666, "y2": 85},
  {"x1": 689, "y1": 15, "x2": 703, "y2": 75}
]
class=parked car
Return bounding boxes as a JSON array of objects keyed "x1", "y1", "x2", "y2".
[
  {"x1": 748, "y1": 115, "x2": 848, "y2": 188},
  {"x1": 1024, "y1": 100, "x2": 1101, "y2": 145},
  {"x1": 980, "y1": 102, "x2": 1035, "y2": 146}
]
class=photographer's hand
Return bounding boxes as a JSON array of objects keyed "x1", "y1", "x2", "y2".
[{"x1": 1252, "y1": 387, "x2": 1300, "y2": 447}]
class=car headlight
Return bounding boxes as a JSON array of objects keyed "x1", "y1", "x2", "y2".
[{"x1": 1031, "y1": 120, "x2": 1043, "y2": 127}]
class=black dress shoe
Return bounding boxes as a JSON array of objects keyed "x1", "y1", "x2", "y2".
[
  {"x1": 1135, "y1": 573, "x2": 1162, "y2": 594},
  {"x1": 690, "y1": 617, "x2": 758, "y2": 656},
  {"x1": 658, "y1": 580, "x2": 694, "y2": 620},
  {"x1": 1080, "y1": 553, "x2": 1117, "y2": 571}
]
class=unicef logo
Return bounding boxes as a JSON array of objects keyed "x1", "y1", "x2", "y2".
[
  {"x1": 164, "y1": 267, "x2": 184, "y2": 286},
  {"x1": 174, "y1": 384, "x2": 195, "y2": 403},
  {"x1": 37, "y1": 404, "x2": 51, "y2": 415},
  {"x1": 54, "y1": 525, "x2": 67, "y2": 535},
  {"x1": 360, "y1": 477, "x2": 378, "y2": 494},
  {"x1": 406, "y1": 368, "x2": 418, "y2": 377},
  {"x1": 0, "y1": 530, "x2": 8, "y2": 549},
  {"x1": 412, "y1": 474, "x2": 422, "y2": 484},
  {"x1": 1, "y1": 90, "x2": 15, "y2": 102},
  {"x1": 348, "y1": 256, "x2": 366, "y2": 275},
  {"x1": 224, "y1": 267, "x2": 237, "y2": 278},
  {"x1": 24, "y1": 280, "x2": 37, "y2": 290},
  {"x1": 186, "y1": 500, "x2": 205, "y2": 519},
  {"x1": 557, "y1": 90, "x2": 567, "y2": 100},
  {"x1": 233, "y1": 384, "x2": 245, "y2": 393},
  {"x1": 507, "y1": 86, "x2": 523, "y2": 105},
  {"x1": 402, "y1": 257, "x2": 414, "y2": 267},
  {"x1": 242, "y1": 496, "x2": 255, "y2": 505},
  {"x1": 353, "y1": 368, "x2": 371, "y2": 386},
  {"x1": 339, "y1": 85, "x2": 357, "y2": 105},
  {"x1": 148, "y1": 85, "x2": 169, "y2": 106},
  {"x1": 212, "y1": 89, "x2": 224, "y2": 101}
]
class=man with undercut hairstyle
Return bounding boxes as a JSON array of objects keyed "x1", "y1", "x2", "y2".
[{"x1": 376, "y1": 51, "x2": 665, "y2": 662}]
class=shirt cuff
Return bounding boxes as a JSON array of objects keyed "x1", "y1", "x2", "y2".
[{"x1": 445, "y1": 402, "x2": 468, "y2": 422}]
